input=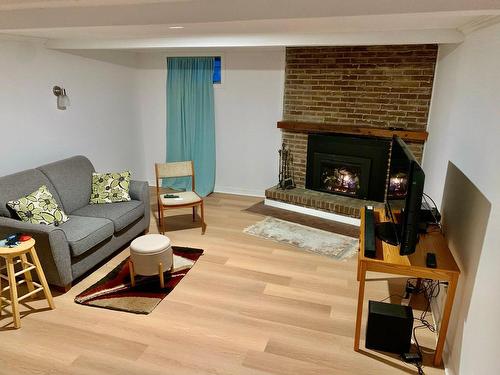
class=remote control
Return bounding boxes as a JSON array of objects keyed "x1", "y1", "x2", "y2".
[
  {"x1": 426, "y1": 252, "x2": 437, "y2": 268},
  {"x1": 164, "y1": 194, "x2": 180, "y2": 198}
]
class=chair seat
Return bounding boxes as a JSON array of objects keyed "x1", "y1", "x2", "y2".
[{"x1": 160, "y1": 191, "x2": 201, "y2": 206}]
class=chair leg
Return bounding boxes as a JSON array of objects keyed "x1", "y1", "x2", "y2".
[
  {"x1": 200, "y1": 201, "x2": 206, "y2": 235},
  {"x1": 6, "y1": 257, "x2": 21, "y2": 328},
  {"x1": 192, "y1": 206, "x2": 196, "y2": 222},
  {"x1": 20, "y1": 253, "x2": 35, "y2": 295},
  {"x1": 161, "y1": 207, "x2": 166, "y2": 234},
  {"x1": 157, "y1": 199, "x2": 161, "y2": 225},
  {"x1": 159, "y1": 262, "x2": 165, "y2": 289},
  {"x1": 29, "y1": 247, "x2": 55, "y2": 310}
]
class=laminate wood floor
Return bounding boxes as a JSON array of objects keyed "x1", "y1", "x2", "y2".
[{"x1": 0, "y1": 192, "x2": 444, "y2": 375}]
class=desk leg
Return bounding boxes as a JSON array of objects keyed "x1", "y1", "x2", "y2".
[
  {"x1": 357, "y1": 257, "x2": 361, "y2": 282},
  {"x1": 354, "y1": 261, "x2": 366, "y2": 351},
  {"x1": 433, "y1": 273, "x2": 459, "y2": 367}
]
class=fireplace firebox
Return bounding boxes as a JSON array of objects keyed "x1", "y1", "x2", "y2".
[
  {"x1": 306, "y1": 134, "x2": 390, "y2": 202},
  {"x1": 312, "y1": 153, "x2": 371, "y2": 198}
]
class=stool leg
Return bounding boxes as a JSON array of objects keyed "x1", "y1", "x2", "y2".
[
  {"x1": 20, "y1": 253, "x2": 35, "y2": 295},
  {"x1": 192, "y1": 206, "x2": 196, "y2": 222},
  {"x1": 159, "y1": 262, "x2": 165, "y2": 289},
  {"x1": 129, "y1": 260, "x2": 136, "y2": 287},
  {"x1": 6, "y1": 257, "x2": 21, "y2": 328},
  {"x1": 29, "y1": 247, "x2": 55, "y2": 310}
]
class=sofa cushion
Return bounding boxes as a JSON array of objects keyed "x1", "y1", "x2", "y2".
[
  {"x1": 0, "y1": 169, "x2": 64, "y2": 218},
  {"x1": 59, "y1": 215, "x2": 114, "y2": 257},
  {"x1": 72, "y1": 200, "x2": 144, "y2": 232},
  {"x1": 90, "y1": 171, "x2": 131, "y2": 204},
  {"x1": 37, "y1": 156, "x2": 95, "y2": 214},
  {"x1": 7, "y1": 185, "x2": 69, "y2": 225}
]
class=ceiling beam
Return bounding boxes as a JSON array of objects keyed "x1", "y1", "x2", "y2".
[{"x1": 44, "y1": 29, "x2": 464, "y2": 50}]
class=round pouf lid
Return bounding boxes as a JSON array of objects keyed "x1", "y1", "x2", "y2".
[{"x1": 130, "y1": 234, "x2": 171, "y2": 255}]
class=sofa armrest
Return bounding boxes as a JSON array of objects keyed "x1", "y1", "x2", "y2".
[
  {"x1": 130, "y1": 180, "x2": 151, "y2": 228},
  {"x1": 0, "y1": 217, "x2": 72, "y2": 287},
  {"x1": 130, "y1": 180, "x2": 149, "y2": 203}
]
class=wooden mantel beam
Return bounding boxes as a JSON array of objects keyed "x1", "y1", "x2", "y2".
[{"x1": 277, "y1": 121, "x2": 428, "y2": 143}]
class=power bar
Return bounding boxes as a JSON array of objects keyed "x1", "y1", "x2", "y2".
[{"x1": 402, "y1": 352, "x2": 422, "y2": 363}]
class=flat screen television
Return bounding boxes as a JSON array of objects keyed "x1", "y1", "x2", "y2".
[{"x1": 376, "y1": 136, "x2": 425, "y2": 255}]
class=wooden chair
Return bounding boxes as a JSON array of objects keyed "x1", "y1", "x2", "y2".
[{"x1": 155, "y1": 161, "x2": 206, "y2": 235}]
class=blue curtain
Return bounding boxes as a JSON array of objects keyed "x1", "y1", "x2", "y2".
[{"x1": 164, "y1": 57, "x2": 215, "y2": 197}]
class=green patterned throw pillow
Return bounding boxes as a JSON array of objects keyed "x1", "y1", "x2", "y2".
[
  {"x1": 90, "y1": 171, "x2": 131, "y2": 204},
  {"x1": 7, "y1": 185, "x2": 69, "y2": 225}
]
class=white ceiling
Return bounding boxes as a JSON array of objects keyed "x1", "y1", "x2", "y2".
[{"x1": 0, "y1": 0, "x2": 499, "y2": 49}]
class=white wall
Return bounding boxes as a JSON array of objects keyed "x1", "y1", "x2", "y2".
[
  {"x1": 136, "y1": 48, "x2": 285, "y2": 196},
  {"x1": 0, "y1": 38, "x2": 145, "y2": 180},
  {"x1": 0, "y1": 41, "x2": 284, "y2": 197},
  {"x1": 423, "y1": 23, "x2": 500, "y2": 375}
]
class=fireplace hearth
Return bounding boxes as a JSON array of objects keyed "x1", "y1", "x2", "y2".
[{"x1": 306, "y1": 134, "x2": 390, "y2": 202}]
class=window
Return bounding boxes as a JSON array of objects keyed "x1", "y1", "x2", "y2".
[{"x1": 213, "y1": 56, "x2": 222, "y2": 84}]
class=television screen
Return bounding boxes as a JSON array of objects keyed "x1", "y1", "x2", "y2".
[{"x1": 377, "y1": 136, "x2": 425, "y2": 255}]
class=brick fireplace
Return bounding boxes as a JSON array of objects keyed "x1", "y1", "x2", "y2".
[{"x1": 265, "y1": 45, "x2": 437, "y2": 220}]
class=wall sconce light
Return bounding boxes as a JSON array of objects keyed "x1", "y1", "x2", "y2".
[{"x1": 53, "y1": 86, "x2": 70, "y2": 110}]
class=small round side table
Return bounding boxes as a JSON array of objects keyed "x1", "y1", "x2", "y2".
[{"x1": 0, "y1": 238, "x2": 55, "y2": 329}]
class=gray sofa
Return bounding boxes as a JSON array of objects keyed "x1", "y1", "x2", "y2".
[{"x1": 0, "y1": 156, "x2": 150, "y2": 290}]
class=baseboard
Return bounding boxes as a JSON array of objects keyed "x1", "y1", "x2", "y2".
[
  {"x1": 264, "y1": 198, "x2": 361, "y2": 227},
  {"x1": 214, "y1": 186, "x2": 265, "y2": 198}
]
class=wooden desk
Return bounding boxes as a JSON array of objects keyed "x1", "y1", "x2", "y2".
[{"x1": 354, "y1": 208, "x2": 460, "y2": 367}]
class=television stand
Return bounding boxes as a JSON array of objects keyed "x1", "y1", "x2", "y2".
[
  {"x1": 355, "y1": 207, "x2": 460, "y2": 367},
  {"x1": 375, "y1": 221, "x2": 401, "y2": 246}
]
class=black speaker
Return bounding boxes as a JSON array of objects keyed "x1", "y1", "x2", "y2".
[
  {"x1": 364, "y1": 206, "x2": 376, "y2": 258},
  {"x1": 365, "y1": 301, "x2": 413, "y2": 354}
]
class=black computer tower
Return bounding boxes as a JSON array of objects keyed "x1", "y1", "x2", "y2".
[{"x1": 365, "y1": 301, "x2": 413, "y2": 354}]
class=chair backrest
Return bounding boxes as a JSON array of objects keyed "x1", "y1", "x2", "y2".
[{"x1": 155, "y1": 161, "x2": 195, "y2": 191}]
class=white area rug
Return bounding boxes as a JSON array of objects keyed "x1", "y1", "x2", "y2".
[{"x1": 244, "y1": 216, "x2": 359, "y2": 260}]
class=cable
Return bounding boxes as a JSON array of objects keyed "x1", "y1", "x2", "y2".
[
  {"x1": 422, "y1": 192, "x2": 442, "y2": 233},
  {"x1": 422, "y1": 192, "x2": 438, "y2": 210}
]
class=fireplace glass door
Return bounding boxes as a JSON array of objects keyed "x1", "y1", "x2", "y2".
[{"x1": 310, "y1": 153, "x2": 371, "y2": 199}]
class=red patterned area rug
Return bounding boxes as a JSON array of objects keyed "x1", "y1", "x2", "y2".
[{"x1": 75, "y1": 247, "x2": 203, "y2": 314}]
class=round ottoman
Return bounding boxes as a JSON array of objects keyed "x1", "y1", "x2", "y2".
[{"x1": 129, "y1": 234, "x2": 173, "y2": 288}]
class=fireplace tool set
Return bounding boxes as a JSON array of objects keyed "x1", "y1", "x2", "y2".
[{"x1": 278, "y1": 143, "x2": 295, "y2": 189}]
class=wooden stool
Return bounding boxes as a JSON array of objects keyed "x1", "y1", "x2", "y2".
[
  {"x1": 129, "y1": 234, "x2": 173, "y2": 289},
  {"x1": 0, "y1": 238, "x2": 55, "y2": 328}
]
